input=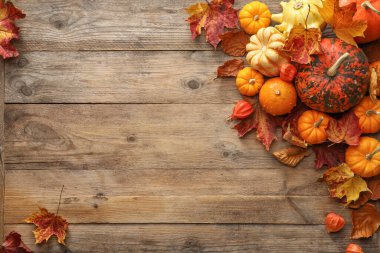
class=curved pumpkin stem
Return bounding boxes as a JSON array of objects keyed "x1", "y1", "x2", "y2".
[
  {"x1": 249, "y1": 78, "x2": 256, "y2": 84},
  {"x1": 327, "y1": 53, "x2": 350, "y2": 77},
  {"x1": 366, "y1": 145, "x2": 380, "y2": 160},
  {"x1": 362, "y1": 1, "x2": 380, "y2": 15},
  {"x1": 314, "y1": 116, "x2": 324, "y2": 128},
  {"x1": 366, "y1": 110, "x2": 380, "y2": 116}
]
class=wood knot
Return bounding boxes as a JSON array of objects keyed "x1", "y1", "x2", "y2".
[
  {"x1": 49, "y1": 14, "x2": 68, "y2": 30},
  {"x1": 17, "y1": 57, "x2": 29, "y2": 68},
  {"x1": 20, "y1": 84, "x2": 33, "y2": 96},
  {"x1": 184, "y1": 79, "x2": 202, "y2": 90},
  {"x1": 127, "y1": 135, "x2": 137, "y2": 142}
]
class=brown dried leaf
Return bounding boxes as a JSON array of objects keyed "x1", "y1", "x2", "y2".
[
  {"x1": 273, "y1": 146, "x2": 310, "y2": 167},
  {"x1": 326, "y1": 111, "x2": 361, "y2": 145},
  {"x1": 362, "y1": 39, "x2": 380, "y2": 63},
  {"x1": 216, "y1": 59, "x2": 244, "y2": 78},
  {"x1": 351, "y1": 203, "x2": 380, "y2": 239},
  {"x1": 283, "y1": 124, "x2": 308, "y2": 148},
  {"x1": 367, "y1": 175, "x2": 380, "y2": 200},
  {"x1": 312, "y1": 143, "x2": 347, "y2": 169},
  {"x1": 219, "y1": 30, "x2": 250, "y2": 57},
  {"x1": 346, "y1": 191, "x2": 372, "y2": 209},
  {"x1": 370, "y1": 67, "x2": 378, "y2": 103}
]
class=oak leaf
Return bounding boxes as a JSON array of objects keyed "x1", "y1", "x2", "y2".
[
  {"x1": 367, "y1": 175, "x2": 380, "y2": 200},
  {"x1": 217, "y1": 59, "x2": 244, "y2": 78},
  {"x1": 283, "y1": 25, "x2": 322, "y2": 64},
  {"x1": 219, "y1": 30, "x2": 250, "y2": 57},
  {"x1": 234, "y1": 99, "x2": 277, "y2": 150},
  {"x1": 326, "y1": 111, "x2": 361, "y2": 146},
  {"x1": 318, "y1": 0, "x2": 366, "y2": 46},
  {"x1": 0, "y1": 232, "x2": 33, "y2": 253},
  {"x1": 186, "y1": 0, "x2": 238, "y2": 48},
  {"x1": 312, "y1": 143, "x2": 346, "y2": 169},
  {"x1": 273, "y1": 146, "x2": 310, "y2": 167},
  {"x1": 351, "y1": 203, "x2": 380, "y2": 239},
  {"x1": 323, "y1": 163, "x2": 370, "y2": 204},
  {"x1": 370, "y1": 66, "x2": 378, "y2": 103},
  {"x1": 25, "y1": 207, "x2": 69, "y2": 245},
  {"x1": 0, "y1": 1, "x2": 25, "y2": 59}
]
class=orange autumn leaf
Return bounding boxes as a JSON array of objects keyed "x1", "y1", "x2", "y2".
[
  {"x1": 1, "y1": 232, "x2": 33, "y2": 253},
  {"x1": 283, "y1": 25, "x2": 322, "y2": 64},
  {"x1": 273, "y1": 146, "x2": 310, "y2": 167},
  {"x1": 186, "y1": 0, "x2": 238, "y2": 48},
  {"x1": 216, "y1": 59, "x2": 244, "y2": 78},
  {"x1": 369, "y1": 67, "x2": 378, "y2": 103},
  {"x1": 0, "y1": 1, "x2": 25, "y2": 59},
  {"x1": 219, "y1": 30, "x2": 250, "y2": 57},
  {"x1": 351, "y1": 203, "x2": 380, "y2": 239},
  {"x1": 25, "y1": 208, "x2": 69, "y2": 245},
  {"x1": 318, "y1": 0, "x2": 366, "y2": 46}
]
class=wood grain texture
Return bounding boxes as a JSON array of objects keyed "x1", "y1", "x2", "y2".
[
  {"x1": 0, "y1": 59, "x2": 4, "y2": 240},
  {"x1": 5, "y1": 224, "x2": 380, "y2": 253},
  {"x1": 5, "y1": 51, "x2": 241, "y2": 104},
  {"x1": 5, "y1": 104, "x2": 317, "y2": 170},
  {"x1": 12, "y1": 0, "x2": 334, "y2": 52}
]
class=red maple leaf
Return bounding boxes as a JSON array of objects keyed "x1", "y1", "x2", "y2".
[
  {"x1": 217, "y1": 59, "x2": 244, "y2": 78},
  {"x1": 0, "y1": 1, "x2": 25, "y2": 59},
  {"x1": 25, "y1": 208, "x2": 69, "y2": 245},
  {"x1": 234, "y1": 100, "x2": 277, "y2": 150},
  {"x1": 326, "y1": 111, "x2": 361, "y2": 145},
  {"x1": 312, "y1": 143, "x2": 347, "y2": 169},
  {"x1": 186, "y1": 0, "x2": 238, "y2": 48},
  {"x1": 1, "y1": 232, "x2": 33, "y2": 253}
]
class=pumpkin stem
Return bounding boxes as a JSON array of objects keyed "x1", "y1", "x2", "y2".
[
  {"x1": 362, "y1": 1, "x2": 380, "y2": 15},
  {"x1": 366, "y1": 110, "x2": 380, "y2": 116},
  {"x1": 314, "y1": 116, "x2": 324, "y2": 128},
  {"x1": 327, "y1": 53, "x2": 350, "y2": 77},
  {"x1": 249, "y1": 78, "x2": 256, "y2": 84},
  {"x1": 366, "y1": 145, "x2": 380, "y2": 160},
  {"x1": 275, "y1": 90, "x2": 281, "y2": 96},
  {"x1": 253, "y1": 15, "x2": 260, "y2": 21}
]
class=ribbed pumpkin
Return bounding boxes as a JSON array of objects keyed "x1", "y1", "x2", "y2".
[
  {"x1": 239, "y1": 1, "x2": 271, "y2": 35},
  {"x1": 346, "y1": 137, "x2": 380, "y2": 178},
  {"x1": 297, "y1": 110, "x2": 330, "y2": 144},
  {"x1": 352, "y1": 0, "x2": 380, "y2": 44},
  {"x1": 295, "y1": 38, "x2": 369, "y2": 113},
  {"x1": 236, "y1": 67, "x2": 264, "y2": 96},
  {"x1": 353, "y1": 96, "x2": 380, "y2": 133},
  {"x1": 246, "y1": 27, "x2": 289, "y2": 77}
]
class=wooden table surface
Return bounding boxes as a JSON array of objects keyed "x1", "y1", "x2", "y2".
[{"x1": 1, "y1": 0, "x2": 379, "y2": 252}]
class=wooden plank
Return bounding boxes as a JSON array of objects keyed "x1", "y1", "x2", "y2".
[
  {"x1": 0, "y1": 59, "x2": 4, "y2": 239},
  {"x1": 5, "y1": 51, "x2": 241, "y2": 104},
  {"x1": 5, "y1": 104, "x2": 317, "y2": 170},
  {"x1": 13, "y1": 0, "x2": 334, "y2": 51},
  {"x1": 5, "y1": 224, "x2": 379, "y2": 253}
]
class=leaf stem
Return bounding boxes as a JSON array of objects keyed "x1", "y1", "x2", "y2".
[
  {"x1": 361, "y1": 1, "x2": 380, "y2": 15},
  {"x1": 366, "y1": 110, "x2": 380, "y2": 116},
  {"x1": 56, "y1": 185, "x2": 65, "y2": 216},
  {"x1": 314, "y1": 116, "x2": 324, "y2": 127},
  {"x1": 366, "y1": 146, "x2": 380, "y2": 160},
  {"x1": 327, "y1": 53, "x2": 350, "y2": 77}
]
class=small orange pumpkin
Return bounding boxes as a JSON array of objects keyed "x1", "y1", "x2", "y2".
[
  {"x1": 297, "y1": 110, "x2": 330, "y2": 144},
  {"x1": 353, "y1": 96, "x2": 380, "y2": 133},
  {"x1": 239, "y1": 1, "x2": 271, "y2": 35},
  {"x1": 259, "y1": 77, "x2": 297, "y2": 116},
  {"x1": 346, "y1": 137, "x2": 380, "y2": 178},
  {"x1": 236, "y1": 67, "x2": 265, "y2": 96}
]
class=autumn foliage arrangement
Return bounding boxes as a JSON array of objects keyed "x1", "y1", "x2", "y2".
[{"x1": 187, "y1": 0, "x2": 380, "y2": 250}]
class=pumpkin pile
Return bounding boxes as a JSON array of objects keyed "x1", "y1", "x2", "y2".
[{"x1": 186, "y1": 0, "x2": 380, "y2": 250}]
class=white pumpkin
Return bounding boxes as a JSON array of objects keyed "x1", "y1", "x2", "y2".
[{"x1": 246, "y1": 27, "x2": 289, "y2": 77}]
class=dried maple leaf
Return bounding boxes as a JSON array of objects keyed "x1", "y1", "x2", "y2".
[
  {"x1": 312, "y1": 143, "x2": 347, "y2": 169},
  {"x1": 326, "y1": 111, "x2": 361, "y2": 146},
  {"x1": 367, "y1": 175, "x2": 380, "y2": 200},
  {"x1": 273, "y1": 146, "x2": 310, "y2": 167},
  {"x1": 186, "y1": 0, "x2": 238, "y2": 48},
  {"x1": 234, "y1": 99, "x2": 277, "y2": 150},
  {"x1": 283, "y1": 25, "x2": 322, "y2": 64},
  {"x1": 0, "y1": 232, "x2": 33, "y2": 253},
  {"x1": 318, "y1": 0, "x2": 366, "y2": 46},
  {"x1": 345, "y1": 191, "x2": 371, "y2": 209},
  {"x1": 351, "y1": 203, "x2": 380, "y2": 239},
  {"x1": 217, "y1": 59, "x2": 244, "y2": 78},
  {"x1": 219, "y1": 30, "x2": 250, "y2": 57},
  {"x1": 0, "y1": 1, "x2": 25, "y2": 59},
  {"x1": 370, "y1": 67, "x2": 378, "y2": 103},
  {"x1": 323, "y1": 163, "x2": 370, "y2": 204},
  {"x1": 25, "y1": 207, "x2": 69, "y2": 245}
]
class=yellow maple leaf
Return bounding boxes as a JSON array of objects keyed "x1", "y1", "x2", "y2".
[
  {"x1": 318, "y1": 0, "x2": 366, "y2": 46},
  {"x1": 334, "y1": 176, "x2": 370, "y2": 204},
  {"x1": 186, "y1": 2, "x2": 209, "y2": 17},
  {"x1": 323, "y1": 163, "x2": 354, "y2": 185}
]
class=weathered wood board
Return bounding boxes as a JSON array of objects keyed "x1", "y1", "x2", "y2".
[{"x1": 1, "y1": 0, "x2": 379, "y2": 252}]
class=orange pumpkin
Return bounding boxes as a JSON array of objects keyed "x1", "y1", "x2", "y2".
[
  {"x1": 259, "y1": 77, "x2": 297, "y2": 116},
  {"x1": 239, "y1": 1, "x2": 271, "y2": 35},
  {"x1": 297, "y1": 110, "x2": 330, "y2": 144},
  {"x1": 346, "y1": 137, "x2": 380, "y2": 178},
  {"x1": 236, "y1": 67, "x2": 265, "y2": 96},
  {"x1": 353, "y1": 97, "x2": 380, "y2": 133},
  {"x1": 352, "y1": 0, "x2": 380, "y2": 44}
]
